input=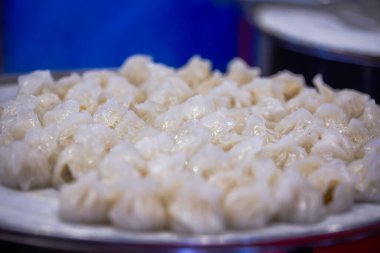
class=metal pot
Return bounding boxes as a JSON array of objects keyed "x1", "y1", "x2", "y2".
[{"x1": 240, "y1": 0, "x2": 380, "y2": 102}]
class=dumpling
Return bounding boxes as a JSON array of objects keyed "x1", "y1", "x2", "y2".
[
  {"x1": 103, "y1": 74, "x2": 144, "y2": 106},
  {"x1": 119, "y1": 55, "x2": 152, "y2": 85},
  {"x1": 273, "y1": 170, "x2": 326, "y2": 223},
  {"x1": 154, "y1": 105, "x2": 186, "y2": 133},
  {"x1": 0, "y1": 95, "x2": 41, "y2": 140},
  {"x1": 258, "y1": 135, "x2": 307, "y2": 168},
  {"x1": 109, "y1": 179, "x2": 167, "y2": 231},
  {"x1": 207, "y1": 80, "x2": 251, "y2": 108},
  {"x1": 275, "y1": 108, "x2": 314, "y2": 135},
  {"x1": 242, "y1": 112, "x2": 278, "y2": 143},
  {"x1": 147, "y1": 76, "x2": 192, "y2": 106},
  {"x1": 42, "y1": 99, "x2": 80, "y2": 126},
  {"x1": 243, "y1": 77, "x2": 273, "y2": 104},
  {"x1": 53, "y1": 73, "x2": 81, "y2": 98},
  {"x1": 135, "y1": 132, "x2": 174, "y2": 160},
  {"x1": 65, "y1": 79, "x2": 103, "y2": 113},
  {"x1": 208, "y1": 168, "x2": 252, "y2": 194},
  {"x1": 255, "y1": 97, "x2": 287, "y2": 122},
  {"x1": 59, "y1": 172, "x2": 115, "y2": 223},
  {"x1": 24, "y1": 125, "x2": 60, "y2": 166},
  {"x1": 344, "y1": 118, "x2": 370, "y2": 155},
  {"x1": 188, "y1": 143, "x2": 232, "y2": 179},
  {"x1": 334, "y1": 89, "x2": 369, "y2": 119},
  {"x1": 93, "y1": 98, "x2": 127, "y2": 128},
  {"x1": 35, "y1": 93, "x2": 61, "y2": 120},
  {"x1": 114, "y1": 110, "x2": 159, "y2": 143},
  {"x1": 288, "y1": 155, "x2": 323, "y2": 178},
  {"x1": 73, "y1": 123, "x2": 118, "y2": 153},
  {"x1": 308, "y1": 160, "x2": 354, "y2": 213},
  {"x1": 56, "y1": 111, "x2": 93, "y2": 146},
  {"x1": 168, "y1": 178, "x2": 225, "y2": 233},
  {"x1": 0, "y1": 141, "x2": 51, "y2": 190},
  {"x1": 181, "y1": 94, "x2": 215, "y2": 121},
  {"x1": 173, "y1": 121, "x2": 212, "y2": 158},
  {"x1": 0, "y1": 95, "x2": 38, "y2": 118},
  {"x1": 311, "y1": 128, "x2": 354, "y2": 162},
  {"x1": 178, "y1": 56, "x2": 211, "y2": 87},
  {"x1": 200, "y1": 109, "x2": 236, "y2": 141},
  {"x1": 250, "y1": 159, "x2": 281, "y2": 186},
  {"x1": 271, "y1": 70, "x2": 304, "y2": 101},
  {"x1": 223, "y1": 182, "x2": 274, "y2": 229},
  {"x1": 147, "y1": 152, "x2": 186, "y2": 176},
  {"x1": 17, "y1": 70, "x2": 54, "y2": 96},
  {"x1": 360, "y1": 99, "x2": 380, "y2": 137},
  {"x1": 229, "y1": 136, "x2": 263, "y2": 164},
  {"x1": 0, "y1": 110, "x2": 41, "y2": 140},
  {"x1": 314, "y1": 103, "x2": 347, "y2": 129},
  {"x1": 52, "y1": 143, "x2": 104, "y2": 187},
  {"x1": 347, "y1": 152, "x2": 380, "y2": 202},
  {"x1": 100, "y1": 141, "x2": 146, "y2": 176},
  {"x1": 287, "y1": 88, "x2": 324, "y2": 113},
  {"x1": 313, "y1": 74, "x2": 335, "y2": 103},
  {"x1": 226, "y1": 58, "x2": 259, "y2": 85}
]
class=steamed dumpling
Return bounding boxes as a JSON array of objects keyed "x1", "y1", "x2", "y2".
[
  {"x1": 168, "y1": 178, "x2": 225, "y2": 233},
  {"x1": 59, "y1": 172, "x2": 115, "y2": 223},
  {"x1": 0, "y1": 141, "x2": 50, "y2": 190},
  {"x1": 109, "y1": 179, "x2": 167, "y2": 231}
]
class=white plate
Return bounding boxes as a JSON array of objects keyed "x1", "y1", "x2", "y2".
[{"x1": 1, "y1": 83, "x2": 380, "y2": 252}]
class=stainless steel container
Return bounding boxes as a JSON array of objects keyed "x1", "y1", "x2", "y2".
[{"x1": 241, "y1": 0, "x2": 380, "y2": 102}]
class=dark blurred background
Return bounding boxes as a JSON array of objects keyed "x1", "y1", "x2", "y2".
[
  {"x1": 1, "y1": 0, "x2": 379, "y2": 102},
  {"x1": 0, "y1": 0, "x2": 255, "y2": 73}
]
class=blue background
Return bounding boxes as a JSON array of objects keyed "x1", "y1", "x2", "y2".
[{"x1": 3, "y1": 0, "x2": 241, "y2": 73}]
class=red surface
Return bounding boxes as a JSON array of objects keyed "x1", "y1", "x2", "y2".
[{"x1": 316, "y1": 234, "x2": 380, "y2": 253}]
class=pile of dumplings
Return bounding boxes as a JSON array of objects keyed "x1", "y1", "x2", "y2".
[{"x1": 0, "y1": 55, "x2": 380, "y2": 234}]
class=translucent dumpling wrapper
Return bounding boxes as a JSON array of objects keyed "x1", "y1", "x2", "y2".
[
  {"x1": 168, "y1": 177, "x2": 225, "y2": 233},
  {"x1": 65, "y1": 79, "x2": 103, "y2": 114},
  {"x1": 42, "y1": 99, "x2": 80, "y2": 126},
  {"x1": 273, "y1": 170, "x2": 326, "y2": 223},
  {"x1": 114, "y1": 110, "x2": 159, "y2": 143},
  {"x1": 308, "y1": 159, "x2": 355, "y2": 213},
  {"x1": 17, "y1": 70, "x2": 54, "y2": 96},
  {"x1": 24, "y1": 125, "x2": 60, "y2": 166},
  {"x1": 56, "y1": 111, "x2": 93, "y2": 146},
  {"x1": 178, "y1": 56, "x2": 211, "y2": 87},
  {"x1": 314, "y1": 103, "x2": 348, "y2": 129},
  {"x1": 35, "y1": 93, "x2": 61, "y2": 120},
  {"x1": 227, "y1": 58, "x2": 260, "y2": 85},
  {"x1": 119, "y1": 55, "x2": 152, "y2": 85},
  {"x1": 73, "y1": 123, "x2": 118, "y2": 153},
  {"x1": 223, "y1": 182, "x2": 274, "y2": 229},
  {"x1": 59, "y1": 172, "x2": 115, "y2": 224},
  {"x1": 0, "y1": 110, "x2": 41, "y2": 140},
  {"x1": 271, "y1": 71, "x2": 304, "y2": 102},
  {"x1": 135, "y1": 132, "x2": 174, "y2": 160},
  {"x1": 311, "y1": 128, "x2": 354, "y2": 162},
  {"x1": 173, "y1": 121, "x2": 212, "y2": 158},
  {"x1": 334, "y1": 89, "x2": 369, "y2": 119},
  {"x1": 0, "y1": 141, "x2": 51, "y2": 190},
  {"x1": 347, "y1": 152, "x2": 380, "y2": 203},
  {"x1": 93, "y1": 98, "x2": 128, "y2": 128},
  {"x1": 100, "y1": 141, "x2": 147, "y2": 178},
  {"x1": 258, "y1": 135, "x2": 307, "y2": 168},
  {"x1": 52, "y1": 143, "x2": 104, "y2": 187},
  {"x1": 147, "y1": 76, "x2": 193, "y2": 107},
  {"x1": 109, "y1": 179, "x2": 168, "y2": 231},
  {"x1": 188, "y1": 143, "x2": 232, "y2": 179}
]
